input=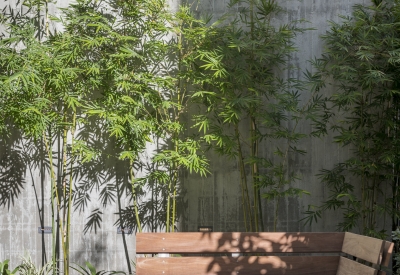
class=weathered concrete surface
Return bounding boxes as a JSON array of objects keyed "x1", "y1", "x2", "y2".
[
  {"x1": 0, "y1": 0, "x2": 167, "y2": 272},
  {"x1": 0, "y1": 0, "x2": 388, "y2": 274},
  {"x1": 0, "y1": 137, "x2": 137, "y2": 272},
  {"x1": 180, "y1": 0, "x2": 377, "y2": 233}
]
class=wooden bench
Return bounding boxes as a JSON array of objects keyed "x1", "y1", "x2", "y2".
[{"x1": 135, "y1": 232, "x2": 394, "y2": 275}]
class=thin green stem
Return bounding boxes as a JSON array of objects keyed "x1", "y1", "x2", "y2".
[
  {"x1": 172, "y1": 174, "x2": 177, "y2": 232},
  {"x1": 166, "y1": 180, "x2": 172, "y2": 232},
  {"x1": 130, "y1": 161, "x2": 142, "y2": 232},
  {"x1": 60, "y1": 108, "x2": 69, "y2": 275},
  {"x1": 274, "y1": 198, "x2": 279, "y2": 232},
  {"x1": 235, "y1": 124, "x2": 253, "y2": 232},
  {"x1": 251, "y1": 117, "x2": 259, "y2": 232},
  {"x1": 43, "y1": 132, "x2": 57, "y2": 275},
  {"x1": 44, "y1": 129, "x2": 64, "y2": 272},
  {"x1": 65, "y1": 112, "x2": 76, "y2": 275}
]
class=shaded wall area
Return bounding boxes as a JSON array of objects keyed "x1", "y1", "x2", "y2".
[{"x1": 180, "y1": 0, "x2": 376, "y2": 233}]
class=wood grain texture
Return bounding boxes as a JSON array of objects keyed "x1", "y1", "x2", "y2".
[
  {"x1": 336, "y1": 256, "x2": 378, "y2": 275},
  {"x1": 136, "y1": 256, "x2": 339, "y2": 275},
  {"x1": 341, "y1": 232, "x2": 384, "y2": 264},
  {"x1": 381, "y1": 241, "x2": 394, "y2": 267},
  {"x1": 136, "y1": 232, "x2": 345, "y2": 254}
]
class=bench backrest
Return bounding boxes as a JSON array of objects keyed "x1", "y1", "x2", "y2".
[{"x1": 135, "y1": 232, "x2": 393, "y2": 275}]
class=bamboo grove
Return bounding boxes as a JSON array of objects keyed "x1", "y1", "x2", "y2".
[
  {"x1": 303, "y1": 0, "x2": 400, "y2": 239},
  {"x1": 2, "y1": 0, "x2": 400, "y2": 274}
]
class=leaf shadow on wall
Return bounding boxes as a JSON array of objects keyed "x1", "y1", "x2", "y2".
[{"x1": 0, "y1": 127, "x2": 26, "y2": 209}]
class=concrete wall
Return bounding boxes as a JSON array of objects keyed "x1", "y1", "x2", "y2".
[
  {"x1": 180, "y1": 0, "x2": 374, "y2": 233},
  {"x1": 0, "y1": 1, "x2": 148, "y2": 272},
  {"x1": 0, "y1": 0, "x2": 380, "y2": 273}
]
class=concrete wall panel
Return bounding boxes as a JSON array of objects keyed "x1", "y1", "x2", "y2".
[{"x1": 0, "y1": 0, "x2": 383, "y2": 274}]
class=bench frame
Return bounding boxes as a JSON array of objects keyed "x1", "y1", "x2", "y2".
[{"x1": 135, "y1": 232, "x2": 394, "y2": 275}]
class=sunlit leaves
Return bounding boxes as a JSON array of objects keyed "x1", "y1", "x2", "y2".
[
  {"x1": 153, "y1": 138, "x2": 210, "y2": 177},
  {"x1": 0, "y1": 0, "x2": 183, "y2": 238}
]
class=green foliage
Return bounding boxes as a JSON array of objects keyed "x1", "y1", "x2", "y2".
[
  {"x1": 71, "y1": 262, "x2": 124, "y2": 275},
  {"x1": 54, "y1": 0, "x2": 173, "y2": 234},
  {"x1": 393, "y1": 229, "x2": 400, "y2": 274},
  {"x1": 18, "y1": 256, "x2": 55, "y2": 275},
  {"x1": 0, "y1": 260, "x2": 19, "y2": 275},
  {"x1": 303, "y1": 1, "x2": 400, "y2": 236},
  {"x1": 150, "y1": 5, "x2": 212, "y2": 231},
  {"x1": 0, "y1": 1, "x2": 79, "y2": 273},
  {"x1": 1, "y1": 0, "x2": 210, "y2": 244},
  {"x1": 0, "y1": 0, "x2": 182, "y2": 272},
  {"x1": 189, "y1": 0, "x2": 321, "y2": 231}
]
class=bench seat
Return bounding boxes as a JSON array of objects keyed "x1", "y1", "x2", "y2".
[{"x1": 135, "y1": 232, "x2": 394, "y2": 275}]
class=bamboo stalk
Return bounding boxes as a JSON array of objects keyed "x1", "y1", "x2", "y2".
[
  {"x1": 236, "y1": 124, "x2": 254, "y2": 232},
  {"x1": 166, "y1": 180, "x2": 172, "y2": 232},
  {"x1": 44, "y1": 132, "x2": 57, "y2": 275},
  {"x1": 130, "y1": 161, "x2": 142, "y2": 232},
  {"x1": 170, "y1": 140, "x2": 178, "y2": 233},
  {"x1": 171, "y1": 174, "x2": 177, "y2": 232},
  {"x1": 274, "y1": 198, "x2": 279, "y2": 232},
  {"x1": 44, "y1": 129, "x2": 64, "y2": 272},
  {"x1": 360, "y1": 92, "x2": 366, "y2": 233},
  {"x1": 169, "y1": 21, "x2": 185, "y2": 233},
  {"x1": 258, "y1": 187, "x2": 264, "y2": 231},
  {"x1": 65, "y1": 112, "x2": 76, "y2": 275},
  {"x1": 251, "y1": 117, "x2": 259, "y2": 232},
  {"x1": 59, "y1": 106, "x2": 69, "y2": 275}
]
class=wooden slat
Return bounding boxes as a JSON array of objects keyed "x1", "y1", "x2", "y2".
[
  {"x1": 136, "y1": 232, "x2": 345, "y2": 254},
  {"x1": 336, "y1": 256, "x2": 378, "y2": 275},
  {"x1": 381, "y1": 241, "x2": 394, "y2": 267},
  {"x1": 341, "y1": 232, "x2": 384, "y2": 264},
  {"x1": 136, "y1": 256, "x2": 339, "y2": 275}
]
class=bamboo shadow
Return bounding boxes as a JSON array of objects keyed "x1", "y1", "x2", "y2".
[
  {"x1": 71, "y1": 117, "x2": 133, "y2": 272},
  {"x1": 136, "y1": 232, "x2": 341, "y2": 274},
  {"x1": 198, "y1": 232, "x2": 339, "y2": 275},
  {"x1": 0, "y1": 123, "x2": 50, "y2": 265},
  {"x1": 72, "y1": 117, "x2": 175, "y2": 272},
  {"x1": 0, "y1": 129, "x2": 25, "y2": 209}
]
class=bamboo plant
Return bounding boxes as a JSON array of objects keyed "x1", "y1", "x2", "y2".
[
  {"x1": 303, "y1": 0, "x2": 400, "y2": 238},
  {"x1": 190, "y1": 0, "x2": 321, "y2": 231},
  {"x1": 0, "y1": 0, "x2": 173, "y2": 273},
  {"x1": 133, "y1": 6, "x2": 212, "y2": 233},
  {"x1": 0, "y1": 0, "x2": 78, "y2": 272}
]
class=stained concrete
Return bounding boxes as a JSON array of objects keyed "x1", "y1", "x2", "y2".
[
  {"x1": 0, "y1": 0, "x2": 379, "y2": 273},
  {"x1": 180, "y1": 0, "x2": 375, "y2": 233}
]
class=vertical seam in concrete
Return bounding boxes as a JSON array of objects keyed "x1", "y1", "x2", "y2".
[{"x1": 212, "y1": 170, "x2": 215, "y2": 231}]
